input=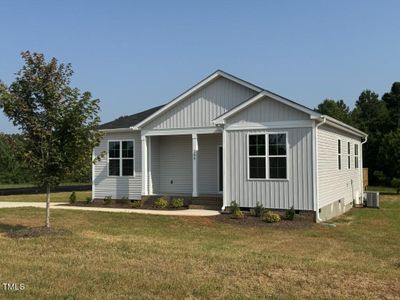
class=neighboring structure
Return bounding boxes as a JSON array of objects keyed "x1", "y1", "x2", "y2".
[{"x1": 93, "y1": 70, "x2": 367, "y2": 221}]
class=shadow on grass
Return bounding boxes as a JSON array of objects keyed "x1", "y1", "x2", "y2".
[
  {"x1": 0, "y1": 222, "x2": 71, "y2": 239},
  {"x1": 0, "y1": 223, "x2": 27, "y2": 233}
]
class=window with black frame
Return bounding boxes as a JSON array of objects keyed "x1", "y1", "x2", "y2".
[
  {"x1": 268, "y1": 133, "x2": 287, "y2": 179},
  {"x1": 248, "y1": 133, "x2": 287, "y2": 180},
  {"x1": 108, "y1": 140, "x2": 134, "y2": 176},
  {"x1": 248, "y1": 134, "x2": 266, "y2": 179}
]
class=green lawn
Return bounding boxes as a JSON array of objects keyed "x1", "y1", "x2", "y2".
[
  {"x1": 367, "y1": 185, "x2": 398, "y2": 194},
  {"x1": 0, "y1": 195, "x2": 399, "y2": 299},
  {"x1": 0, "y1": 182, "x2": 90, "y2": 189},
  {"x1": 0, "y1": 191, "x2": 91, "y2": 202}
]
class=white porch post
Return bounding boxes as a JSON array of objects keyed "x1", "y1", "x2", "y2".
[
  {"x1": 141, "y1": 136, "x2": 148, "y2": 196},
  {"x1": 148, "y1": 136, "x2": 153, "y2": 195},
  {"x1": 222, "y1": 129, "x2": 227, "y2": 210},
  {"x1": 192, "y1": 133, "x2": 198, "y2": 197}
]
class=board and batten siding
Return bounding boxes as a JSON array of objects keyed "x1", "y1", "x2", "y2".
[
  {"x1": 156, "y1": 135, "x2": 193, "y2": 194},
  {"x1": 143, "y1": 77, "x2": 257, "y2": 130},
  {"x1": 227, "y1": 95, "x2": 310, "y2": 124},
  {"x1": 149, "y1": 134, "x2": 222, "y2": 195},
  {"x1": 225, "y1": 127, "x2": 314, "y2": 210},
  {"x1": 93, "y1": 131, "x2": 142, "y2": 200},
  {"x1": 317, "y1": 124, "x2": 362, "y2": 208},
  {"x1": 198, "y1": 134, "x2": 222, "y2": 194}
]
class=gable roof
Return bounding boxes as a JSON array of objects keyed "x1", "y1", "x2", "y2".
[
  {"x1": 213, "y1": 90, "x2": 322, "y2": 124},
  {"x1": 213, "y1": 91, "x2": 367, "y2": 137},
  {"x1": 98, "y1": 70, "x2": 366, "y2": 138},
  {"x1": 130, "y1": 70, "x2": 263, "y2": 130},
  {"x1": 98, "y1": 105, "x2": 164, "y2": 130}
]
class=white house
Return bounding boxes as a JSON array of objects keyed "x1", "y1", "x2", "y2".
[{"x1": 93, "y1": 70, "x2": 367, "y2": 221}]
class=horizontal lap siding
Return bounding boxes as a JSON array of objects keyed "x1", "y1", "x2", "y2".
[
  {"x1": 318, "y1": 125, "x2": 362, "y2": 208},
  {"x1": 143, "y1": 77, "x2": 257, "y2": 130},
  {"x1": 158, "y1": 135, "x2": 192, "y2": 194},
  {"x1": 93, "y1": 132, "x2": 142, "y2": 199},
  {"x1": 226, "y1": 128, "x2": 313, "y2": 210}
]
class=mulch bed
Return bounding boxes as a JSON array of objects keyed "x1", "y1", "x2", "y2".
[
  {"x1": 7, "y1": 227, "x2": 72, "y2": 239},
  {"x1": 214, "y1": 213, "x2": 315, "y2": 229}
]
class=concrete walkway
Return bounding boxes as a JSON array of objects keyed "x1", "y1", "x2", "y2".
[{"x1": 0, "y1": 202, "x2": 220, "y2": 217}]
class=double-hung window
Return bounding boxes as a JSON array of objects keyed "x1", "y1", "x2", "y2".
[
  {"x1": 108, "y1": 140, "x2": 135, "y2": 176},
  {"x1": 354, "y1": 144, "x2": 359, "y2": 168},
  {"x1": 269, "y1": 134, "x2": 287, "y2": 179},
  {"x1": 338, "y1": 140, "x2": 342, "y2": 170},
  {"x1": 347, "y1": 142, "x2": 351, "y2": 169},
  {"x1": 248, "y1": 134, "x2": 266, "y2": 179},
  {"x1": 248, "y1": 133, "x2": 287, "y2": 180}
]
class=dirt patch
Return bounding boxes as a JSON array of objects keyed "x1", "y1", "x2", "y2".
[
  {"x1": 214, "y1": 213, "x2": 314, "y2": 229},
  {"x1": 6, "y1": 227, "x2": 72, "y2": 239}
]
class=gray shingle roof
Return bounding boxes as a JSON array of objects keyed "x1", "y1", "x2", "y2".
[{"x1": 98, "y1": 105, "x2": 164, "y2": 130}]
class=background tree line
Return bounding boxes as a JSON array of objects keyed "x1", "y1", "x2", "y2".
[
  {"x1": 316, "y1": 82, "x2": 400, "y2": 187},
  {"x1": 0, "y1": 132, "x2": 92, "y2": 185}
]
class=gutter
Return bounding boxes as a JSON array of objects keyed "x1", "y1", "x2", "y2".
[{"x1": 314, "y1": 116, "x2": 326, "y2": 223}]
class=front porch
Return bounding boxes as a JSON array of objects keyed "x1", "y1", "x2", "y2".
[{"x1": 141, "y1": 132, "x2": 224, "y2": 209}]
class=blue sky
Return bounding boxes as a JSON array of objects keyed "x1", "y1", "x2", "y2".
[{"x1": 1, "y1": 0, "x2": 399, "y2": 133}]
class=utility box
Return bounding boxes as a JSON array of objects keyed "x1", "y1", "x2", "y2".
[{"x1": 363, "y1": 191, "x2": 379, "y2": 208}]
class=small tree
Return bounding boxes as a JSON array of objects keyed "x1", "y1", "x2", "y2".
[{"x1": 0, "y1": 51, "x2": 102, "y2": 227}]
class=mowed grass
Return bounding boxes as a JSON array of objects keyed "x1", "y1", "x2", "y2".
[
  {"x1": 0, "y1": 196, "x2": 399, "y2": 299},
  {"x1": 0, "y1": 191, "x2": 92, "y2": 202}
]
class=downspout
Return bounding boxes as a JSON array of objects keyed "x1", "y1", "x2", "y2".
[
  {"x1": 360, "y1": 135, "x2": 368, "y2": 199},
  {"x1": 314, "y1": 116, "x2": 326, "y2": 222}
]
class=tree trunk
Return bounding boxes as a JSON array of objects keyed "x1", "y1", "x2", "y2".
[{"x1": 45, "y1": 185, "x2": 50, "y2": 228}]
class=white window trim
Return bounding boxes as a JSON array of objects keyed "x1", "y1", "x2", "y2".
[
  {"x1": 107, "y1": 139, "x2": 135, "y2": 177},
  {"x1": 338, "y1": 139, "x2": 342, "y2": 171},
  {"x1": 247, "y1": 132, "x2": 289, "y2": 181},
  {"x1": 347, "y1": 141, "x2": 351, "y2": 170},
  {"x1": 354, "y1": 143, "x2": 359, "y2": 169}
]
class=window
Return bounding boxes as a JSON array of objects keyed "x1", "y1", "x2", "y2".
[
  {"x1": 354, "y1": 144, "x2": 359, "y2": 168},
  {"x1": 108, "y1": 140, "x2": 134, "y2": 176},
  {"x1": 248, "y1": 133, "x2": 287, "y2": 180},
  {"x1": 248, "y1": 134, "x2": 266, "y2": 179},
  {"x1": 337, "y1": 140, "x2": 341, "y2": 170},
  {"x1": 268, "y1": 134, "x2": 287, "y2": 179},
  {"x1": 347, "y1": 142, "x2": 351, "y2": 169}
]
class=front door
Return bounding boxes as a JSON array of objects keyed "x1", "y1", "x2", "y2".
[{"x1": 218, "y1": 146, "x2": 223, "y2": 192}]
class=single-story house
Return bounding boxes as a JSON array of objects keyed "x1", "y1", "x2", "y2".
[{"x1": 93, "y1": 70, "x2": 367, "y2": 221}]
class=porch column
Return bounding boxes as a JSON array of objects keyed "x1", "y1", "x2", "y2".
[
  {"x1": 192, "y1": 133, "x2": 198, "y2": 197},
  {"x1": 141, "y1": 136, "x2": 148, "y2": 196},
  {"x1": 148, "y1": 136, "x2": 153, "y2": 195}
]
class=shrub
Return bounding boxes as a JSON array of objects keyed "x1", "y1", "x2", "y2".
[
  {"x1": 254, "y1": 202, "x2": 264, "y2": 217},
  {"x1": 392, "y1": 178, "x2": 400, "y2": 194},
  {"x1": 104, "y1": 196, "x2": 112, "y2": 205},
  {"x1": 131, "y1": 200, "x2": 143, "y2": 208},
  {"x1": 262, "y1": 211, "x2": 281, "y2": 223},
  {"x1": 69, "y1": 192, "x2": 77, "y2": 204},
  {"x1": 231, "y1": 208, "x2": 244, "y2": 219},
  {"x1": 171, "y1": 198, "x2": 184, "y2": 209},
  {"x1": 120, "y1": 196, "x2": 130, "y2": 205},
  {"x1": 285, "y1": 206, "x2": 295, "y2": 221},
  {"x1": 85, "y1": 196, "x2": 92, "y2": 204},
  {"x1": 230, "y1": 201, "x2": 239, "y2": 213},
  {"x1": 154, "y1": 197, "x2": 169, "y2": 209}
]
